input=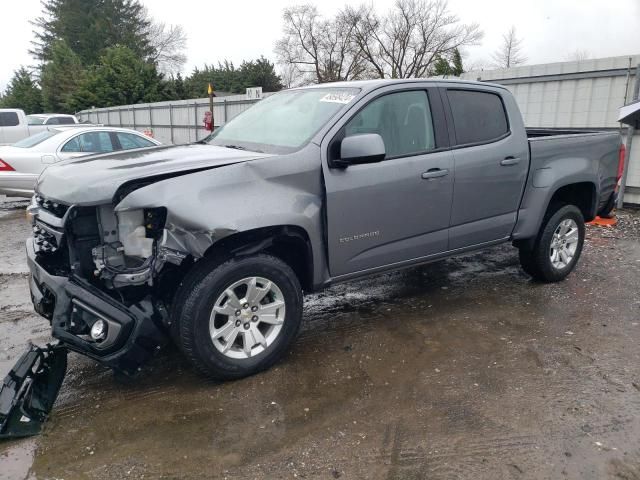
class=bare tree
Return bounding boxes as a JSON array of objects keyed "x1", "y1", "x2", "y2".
[
  {"x1": 491, "y1": 26, "x2": 526, "y2": 68},
  {"x1": 565, "y1": 49, "x2": 591, "y2": 62},
  {"x1": 275, "y1": 4, "x2": 368, "y2": 84},
  {"x1": 343, "y1": 0, "x2": 482, "y2": 79},
  {"x1": 147, "y1": 22, "x2": 188, "y2": 75},
  {"x1": 278, "y1": 63, "x2": 308, "y2": 89}
]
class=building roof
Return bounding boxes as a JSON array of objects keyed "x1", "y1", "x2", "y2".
[{"x1": 619, "y1": 99, "x2": 640, "y2": 127}]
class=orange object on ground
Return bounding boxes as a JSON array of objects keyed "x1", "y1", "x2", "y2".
[{"x1": 587, "y1": 216, "x2": 617, "y2": 227}]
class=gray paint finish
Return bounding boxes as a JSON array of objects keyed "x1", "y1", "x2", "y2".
[
  {"x1": 33, "y1": 79, "x2": 621, "y2": 290},
  {"x1": 446, "y1": 86, "x2": 530, "y2": 250},
  {"x1": 512, "y1": 131, "x2": 620, "y2": 240}
]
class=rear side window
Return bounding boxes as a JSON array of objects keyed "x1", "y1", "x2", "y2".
[
  {"x1": 447, "y1": 90, "x2": 509, "y2": 145},
  {"x1": 62, "y1": 132, "x2": 114, "y2": 153},
  {"x1": 344, "y1": 90, "x2": 436, "y2": 158},
  {"x1": 47, "y1": 116, "x2": 75, "y2": 125},
  {"x1": 115, "y1": 132, "x2": 156, "y2": 150},
  {"x1": 0, "y1": 112, "x2": 19, "y2": 127}
]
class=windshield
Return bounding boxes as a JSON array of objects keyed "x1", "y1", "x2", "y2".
[
  {"x1": 26, "y1": 115, "x2": 45, "y2": 125},
  {"x1": 206, "y1": 87, "x2": 360, "y2": 154},
  {"x1": 13, "y1": 130, "x2": 58, "y2": 148}
]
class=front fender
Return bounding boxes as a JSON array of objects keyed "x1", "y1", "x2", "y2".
[{"x1": 114, "y1": 147, "x2": 328, "y2": 286}]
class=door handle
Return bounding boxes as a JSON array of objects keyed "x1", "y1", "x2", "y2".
[
  {"x1": 421, "y1": 168, "x2": 449, "y2": 179},
  {"x1": 500, "y1": 156, "x2": 521, "y2": 166}
]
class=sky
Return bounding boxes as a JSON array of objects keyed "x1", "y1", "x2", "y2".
[{"x1": 1, "y1": 0, "x2": 639, "y2": 91}]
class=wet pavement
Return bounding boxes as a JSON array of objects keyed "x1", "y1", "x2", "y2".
[{"x1": 1, "y1": 194, "x2": 639, "y2": 479}]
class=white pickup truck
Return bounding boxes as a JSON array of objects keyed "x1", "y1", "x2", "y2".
[{"x1": 0, "y1": 109, "x2": 81, "y2": 145}]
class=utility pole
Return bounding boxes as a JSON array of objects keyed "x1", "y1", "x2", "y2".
[
  {"x1": 617, "y1": 63, "x2": 640, "y2": 209},
  {"x1": 208, "y1": 83, "x2": 214, "y2": 125}
]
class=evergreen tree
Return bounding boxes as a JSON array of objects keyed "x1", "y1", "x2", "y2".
[
  {"x1": 174, "y1": 72, "x2": 186, "y2": 99},
  {"x1": 72, "y1": 45, "x2": 165, "y2": 110},
  {"x1": 184, "y1": 58, "x2": 283, "y2": 98},
  {"x1": 432, "y1": 55, "x2": 452, "y2": 76},
  {"x1": 40, "y1": 40, "x2": 86, "y2": 112},
  {"x1": 31, "y1": 0, "x2": 153, "y2": 66},
  {"x1": 451, "y1": 48, "x2": 464, "y2": 76},
  {"x1": 0, "y1": 67, "x2": 43, "y2": 113},
  {"x1": 239, "y1": 57, "x2": 283, "y2": 92}
]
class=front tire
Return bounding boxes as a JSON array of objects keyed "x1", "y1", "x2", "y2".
[
  {"x1": 518, "y1": 204, "x2": 585, "y2": 282},
  {"x1": 174, "y1": 254, "x2": 303, "y2": 380}
]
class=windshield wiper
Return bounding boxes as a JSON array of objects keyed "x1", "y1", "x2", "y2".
[{"x1": 223, "y1": 144, "x2": 264, "y2": 153}]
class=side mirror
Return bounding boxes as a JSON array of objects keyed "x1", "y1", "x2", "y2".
[{"x1": 335, "y1": 133, "x2": 385, "y2": 168}]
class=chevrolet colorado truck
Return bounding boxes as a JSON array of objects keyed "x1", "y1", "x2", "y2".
[{"x1": 24, "y1": 79, "x2": 624, "y2": 381}]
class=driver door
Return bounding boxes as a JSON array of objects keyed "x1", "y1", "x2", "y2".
[{"x1": 322, "y1": 86, "x2": 454, "y2": 278}]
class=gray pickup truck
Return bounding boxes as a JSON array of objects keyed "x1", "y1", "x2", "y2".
[{"x1": 25, "y1": 79, "x2": 623, "y2": 381}]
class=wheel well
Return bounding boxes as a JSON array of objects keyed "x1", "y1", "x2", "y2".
[
  {"x1": 548, "y1": 182, "x2": 596, "y2": 221},
  {"x1": 202, "y1": 226, "x2": 314, "y2": 292}
]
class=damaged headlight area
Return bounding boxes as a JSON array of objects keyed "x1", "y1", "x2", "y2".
[{"x1": 92, "y1": 207, "x2": 168, "y2": 288}]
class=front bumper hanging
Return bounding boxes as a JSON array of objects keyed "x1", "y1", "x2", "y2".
[{"x1": 0, "y1": 343, "x2": 67, "y2": 439}]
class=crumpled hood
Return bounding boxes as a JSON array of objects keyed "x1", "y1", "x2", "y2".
[{"x1": 35, "y1": 144, "x2": 272, "y2": 205}]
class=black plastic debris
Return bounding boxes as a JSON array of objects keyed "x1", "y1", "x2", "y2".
[{"x1": 0, "y1": 343, "x2": 67, "y2": 439}]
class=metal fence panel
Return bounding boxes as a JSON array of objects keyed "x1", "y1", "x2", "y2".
[{"x1": 76, "y1": 93, "x2": 272, "y2": 145}]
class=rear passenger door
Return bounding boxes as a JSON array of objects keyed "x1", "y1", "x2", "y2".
[{"x1": 444, "y1": 87, "x2": 529, "y2": 250}]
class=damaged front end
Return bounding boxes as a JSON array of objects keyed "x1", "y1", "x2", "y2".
[
  {"x1": 0, "y1": 344, "x2": 67, "y2": 439},
  {"x1": 26, "y1": 195, "x2": 175, "y2": 377},
  {"x1": 4, "y1": 196, "x2": 181, "y2": 438}
]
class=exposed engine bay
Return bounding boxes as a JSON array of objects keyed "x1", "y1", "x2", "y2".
[{"x1": 92, "y1": 206, "x2": 168, "y2": 289}]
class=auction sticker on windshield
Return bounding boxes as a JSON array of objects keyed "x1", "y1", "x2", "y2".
[{"x1": 320, "y1": 92, "x2": 357, "y2": 104}]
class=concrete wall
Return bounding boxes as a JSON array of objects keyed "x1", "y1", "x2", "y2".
[{"x1": 462, "y1": 55, "x2": 640, "y2": 204}]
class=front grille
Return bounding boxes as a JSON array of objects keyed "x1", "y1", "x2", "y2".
[
  {"x1": 33, "y1": 224, "x2": 59, "y2": 253},
  {"x1": 35, "y1": 195, "x2": 69, "y2": 218}
]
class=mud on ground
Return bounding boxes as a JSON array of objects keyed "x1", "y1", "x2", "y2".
[{"x1": 1, "y1": 195, "x2": 639, "y2": 479}]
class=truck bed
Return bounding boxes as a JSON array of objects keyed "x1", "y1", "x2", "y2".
[
  {"x1": 526, "y1": 128, "x2": 621, "y2": 214},
  {"x1": 526, "y1": 128, "x2": 611, "y2": 138}
]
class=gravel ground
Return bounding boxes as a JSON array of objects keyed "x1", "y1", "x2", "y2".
[{"x1": 0, "y1": 195, "x2": 639, "y2": 480}]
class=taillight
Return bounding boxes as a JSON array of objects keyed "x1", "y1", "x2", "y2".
[
  {"x1": 0, "y1": 159, "x2": 15, "y2": 171},
  {"x1": 617, "y1": 144, "x2": 626, "y2": 182}
]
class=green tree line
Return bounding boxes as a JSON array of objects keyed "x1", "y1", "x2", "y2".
[{"x1": 0, "y1": 0, "x2": 282, "y2": 114}]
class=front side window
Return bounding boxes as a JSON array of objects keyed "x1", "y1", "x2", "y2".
[
  {"x1": 206, "y1": 87, "x2": 360, "y2": 154},
  {"x1": 62, "y1": 132, "x2": 114, "y2": 153},
  {"x1": 344, "y1": 90, "x2": 436, "y2": 158},
  {"x1": 447, "y1": 89, "x2": 509, "y2": 145},
  {"x1": 116, "y1": 132, "x2": 156, "y2": 150},
  {"x1": 0, "y1": 112, "x2": 19, "y2": 127}
]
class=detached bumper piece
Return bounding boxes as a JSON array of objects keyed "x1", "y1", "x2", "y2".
[{"x1": 0, "y1": 344, "x2": 67, "y2": 439}]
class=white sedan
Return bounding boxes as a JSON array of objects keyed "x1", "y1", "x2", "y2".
[{"x1": 0, "y1": 127, "x2": 161, "y2": 197}]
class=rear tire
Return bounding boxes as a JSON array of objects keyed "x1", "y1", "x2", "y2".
[
  {"x1": 174, "y1": 254, "x2": 303, "y2": 380},
  {"x1": 518, "y1": 204, "x2": 585, "y2": 282}
]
